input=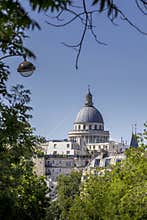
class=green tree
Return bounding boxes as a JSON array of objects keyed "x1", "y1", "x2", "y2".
[
  {"x1": 0, "y1": 1, "x2": 77, "y2": 219},
  {"x1": 0, "y1": 84, "x2": 50, "y2": 220},
  {"x1": 69, "y1": 142, "x2": 147, "y2": 220},
  {"x1": 0, "y1": 0, "x2": 70, "y2": 63},
  {"x1": 45, "y1": 171, "x2": 82, "y2": 220}
]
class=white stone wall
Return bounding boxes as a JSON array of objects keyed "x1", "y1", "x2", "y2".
[
  {"x1": 86, "y1": 141, "x2": 127, "y2": 154},
  {"x1": 68, "y1": 126, "x2": 109, "y2": 145},
  {"x1": 42, "y1": 141, "x2": 80, "y2": 156}
]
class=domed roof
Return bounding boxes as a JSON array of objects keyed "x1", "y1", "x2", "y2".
[
  {"x1": 75, "y1": 88, "x2": 104, "y2": 124},
  {"x1": 75, "y1": 106, "x2": 104, "y2": 124}
]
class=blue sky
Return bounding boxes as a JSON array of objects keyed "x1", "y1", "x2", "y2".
[{"x1": 7, "y1": 1, "x2": 147, "y2": 144}]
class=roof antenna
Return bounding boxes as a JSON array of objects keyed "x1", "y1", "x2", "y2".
[
  {"x1": 131, "y1": 124, "x2": 134, "y2": 134},
  {"x1": 134, "y1": 123, "x2": 137, "y2": 135},
  {"x1": 88, "y1": 84, "x2": 90, "y2": 93}
]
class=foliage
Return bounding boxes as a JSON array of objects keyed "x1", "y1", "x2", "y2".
[
  {"x1": 0, "y1": 83, "x2": 50, "y2": 220},
  {"x1": 45, "y1": 171, "x2": 82, "y2": 220},
  {"x1": 45, "y1": 127, "x2": 147, "y2": 220},
  {"x1": 0, "y1": 0, "x2": 71, "y2": 61},
  {"x1": 68, "y1": 145, "x2": 147, "y2": 220},
  {"x1": 0, "y1": 1, "x2": 75, "y2": 219},
  {"x1": 1, "y1": 0, "x2": 147, "y2": 68}
]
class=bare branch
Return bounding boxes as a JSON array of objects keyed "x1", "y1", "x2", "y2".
[
  {"x1": 45, "y1": 10, "x2": 65, "y2": 21},
  {"x1": 74, "y1": 0, "x2": 88, "y2": 69},
  {"x1": 89, "y1": 13, "x2": 107, "y2": 45},
  {"x1": 46, "y1": 10, "x2": 87, "y2": 27},
  {"x1": 65, "y1": 8, "x2": 86, "y2": 25},
  {"x1": 119, "y1": 9, "x2": 147, "y2": 35},
  {"x1": 135, "y1": 0, "x2": 147, "y2": 15},
  {"x1": 45, "y1": 0, "x2": 147, "y2": 69}
]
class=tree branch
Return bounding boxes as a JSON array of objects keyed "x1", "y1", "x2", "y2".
[{"x1": 45, "y1": 0, "x2": 147, "y2": 69}]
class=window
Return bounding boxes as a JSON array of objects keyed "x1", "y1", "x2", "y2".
[
  {"x1": 53, "y1": 151, "x2": 57, "y2": 155},
  {"x1": 67, "y1": 144, "x2": 70, "y2": 148},
  {"x1": 94, "y1": 124, "x2": 97, "y2": 130},
  {"x1": 93, "y1": 145, "x2": 95, "y2": 150},
  {"x1": 78, "y1": 125, "x2": 81, "y2": 130},
  {"x1": 75, "y1": 125, "x2": 77, "y2": 130},
  {"x1": 48, "y1": 161, "x2": 52, "y2": 166},
  {"x1": 96, "y1": 136, "x2": 99, "y2": 142},
  {"x1": 116, "y1": 159, "x2": 121, "y2": 163},
  {"x1": 105, "y1": 159, "x2": 111, "y2": 167},
  {"x1": 47, "y1": 169, "x2": 51, "y2": 175},
  {"x1": 93, "y1": 136, "x2": 96, "y2": 143},
  {"x1": 95, "y1": 159, "x2": 100, "y2": 167},
  {"x1": 83, "y1": 125, "x2": 86, "y2": 130},
  {"x1": 89, "y1": 125, "x2": 92, "y2": 130},
  {"x1": 54, "y1": 144, "x2": 56, "y2": 148},
  {"x1": 66, "y1": 151, "x2": 70, "y2": 154}
]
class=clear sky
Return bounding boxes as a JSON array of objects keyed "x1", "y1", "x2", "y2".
[{"x1": 7, "y1": 1, "x2": 147, "y2": 144}]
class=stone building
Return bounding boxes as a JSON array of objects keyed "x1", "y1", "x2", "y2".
[
  {"x1": 41, "y1": 89, "x2": 127, "y2": 182},
  {"x1": 68, "y1": 88, "x2": 109, "y2": 147}
]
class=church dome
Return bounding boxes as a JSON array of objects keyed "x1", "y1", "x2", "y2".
[
  {"x1": 75, "y1": 106, "x2": 104, "y2": 123},
  {"x1": 75, "y1": 88, "x2": 104, "y2": 124}
]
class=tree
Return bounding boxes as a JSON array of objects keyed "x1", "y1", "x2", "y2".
[
  {"x1": 0, "y1": 0, "x2": 70, "y2": 62},
  {"x1": 45, "y1": 171, "x2": 82, "y2": 220},
  {"x1": 0, "y1": 84, "x2": 50, "y2": 220},
  {"x1": 0, "y1": 1, "x2": 73, "y2": 219},
  {"x1": 68, "y1": 140, "x2": 147, "y2": 220}
]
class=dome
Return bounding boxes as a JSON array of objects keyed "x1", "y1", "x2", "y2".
[{"x1": 75, "y1": 106, "x2": 104, "y2": 124}]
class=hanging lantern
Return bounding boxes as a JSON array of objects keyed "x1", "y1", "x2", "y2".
[{"x1": 17, "y1": 60, "x2": 36, "y2": 77}]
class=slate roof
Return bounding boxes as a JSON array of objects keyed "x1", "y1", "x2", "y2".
[
  {"x1": 130, "y1": 133, "x2": 138, "y2": 148},
  {"x1": 75, "y1": 106, "x2": 104, "y2": 124}
]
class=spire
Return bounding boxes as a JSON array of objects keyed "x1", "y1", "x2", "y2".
[
  {"x1": 130, "y1": 124, "x2": 138, "y2": 147},
  {"x1": 85, "y1": 86, "x2": 93, "y2": 107},
  {"x1": 130, "y1": 133, "x2": 138, "y2": 148}
]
